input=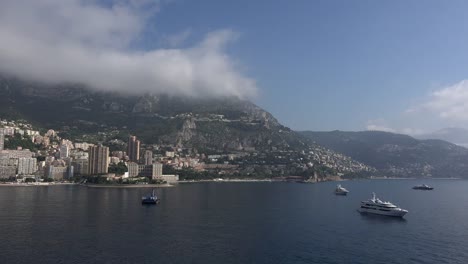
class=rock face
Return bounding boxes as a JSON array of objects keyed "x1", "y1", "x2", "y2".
[{"x1": 177, "y1": 118, "x2": 196, "y2": 144}]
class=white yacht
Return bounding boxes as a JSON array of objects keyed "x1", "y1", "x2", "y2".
[
  {"x1": 357, "y1": 193, "x2": 408, "y2": 217},
  {"x1": 335, "y1": 184, "x2": 349, "y2": 195}
]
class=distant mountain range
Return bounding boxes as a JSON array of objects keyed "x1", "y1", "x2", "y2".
[
  {"x1": 416, "y1": 127, "x2": 468, "y2": 147},
  {"x1": 300, "y1": 130, "x2": 468, "y2": 178}
]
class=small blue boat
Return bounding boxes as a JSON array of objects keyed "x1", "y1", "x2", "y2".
[{"x1": 141, "y1": 189, "x2": 159, "y2": 205}]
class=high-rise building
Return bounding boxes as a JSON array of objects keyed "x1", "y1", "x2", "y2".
[
  {"x1": 17, "y1": 157, "x2": 37, "y2": 175},
  {"x1": 0, "y1": 132, "x2": 4, "y2": 151},
  {"x1": 144, "y1": 150, "x2": 153, "y2": 165},
  {"x1": 152, "y1": 163, "x2": 163, "y2": 179},
  {"x1": 88, "y1": 145, "x2": 109, "y2": 175},
  {"x1": 127, "y1": 136, "x2": 140, "y2": 162},
  {"x1": 72, "y1": 159, "x2": 89, "y2": 176},
  {"x1": 59, "y1": 145, "x2": 69, "y2": 159}
]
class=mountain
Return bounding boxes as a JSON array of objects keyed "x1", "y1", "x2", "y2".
[
  {"x1": 0, "y1": 75, "x2": 372, "y2": 177},
  {"x1": 300, "y1": 130, "x2": 468, "y2": 178},
  {"x1": 416, "y1": 128, "x2": 468, "y2": 147},
  {"x1": 0, "y1": 75, "x2": 302, "y2": 152}
]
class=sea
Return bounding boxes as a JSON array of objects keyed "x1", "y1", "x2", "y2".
[{"x1": 1, "y1": 179, "x2": 467, "y2": 264}]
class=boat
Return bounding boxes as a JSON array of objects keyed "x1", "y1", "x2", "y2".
[
  {"x1": 412, "y1": 184, "x2": 434, "y2": 190},
  {"x1": 141, "y1": 189, "x2": 159, "y2": 205},
  {"x1": 357, "y1": 193, "x2": 408, "y2": 217},
  {"x1": 335, "y1": 184, "x2": 349, "y2": 195}
]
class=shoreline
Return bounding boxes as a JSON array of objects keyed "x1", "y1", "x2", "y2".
[
  {"x1": 367, "y1": 177, "x2": 462, "y2": 180},
  {"x1": 84, "y1": 183, "x2": 175, "y2": 188},
  {"x1": 0, "y1": 177, "x2": 463, "y2": 188},
  {"x1": 0, "y1": 183, "x2": 77, "y2": 187},
  {"x1": 178, "y1": 179, "x2": 272, "y2": 183}
]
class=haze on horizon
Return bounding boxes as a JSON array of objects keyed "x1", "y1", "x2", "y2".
[{"x1": 1, "y1": 0, "x2": 468, "y2": 134}]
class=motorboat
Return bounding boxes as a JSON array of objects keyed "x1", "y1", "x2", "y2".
[
  {"x1": 412, "y1": 184, "x2": 434, "y2": 190},
  {"x1": 141, "y1": 189, "x2": 159, "y2": 205},
  {"x1": 335, "y1": 184, "x2": 349, "y2": 195}
]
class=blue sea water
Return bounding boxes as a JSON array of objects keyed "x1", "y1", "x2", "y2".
[{"x1": 0, "y1": 180, "x2": 467, "y2": 264}]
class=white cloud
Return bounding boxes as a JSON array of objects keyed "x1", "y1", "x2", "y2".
[
  {"x1": 365, "y1": 119, "x2": 425, "y2": 136},
  {"x1": 364, "y1": 80, "x2": 468, "y2": 135},
  {"x1": 365, "y1": 119, "x2": 396, "y2": 133},
  {"x1": 0, "y1": 0, "x2": 257, "y2": 98},
  {"x1": 412, "y1": 80, "x2": 468, "y2": 121},
  {"x1": 161, "y1": 29, "x2": 192, "y2": 47}
]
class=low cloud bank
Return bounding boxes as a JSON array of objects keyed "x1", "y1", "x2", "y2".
[{"x1": 0, "y1": 0, "x2": 257, "y2": 98}]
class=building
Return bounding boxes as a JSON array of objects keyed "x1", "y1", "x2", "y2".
[
  {"x1": 25, "y1": 130, "x2": 40, "y2": 137},
  {"x1": 0, "y1": 157, "x2": 16, "y2": 166},
  {"x1": 68, "y1": 166, "x2": 74, "y2": 179},
  {"x1": 110, "y1": 157, "x2": 120, "y2": 164},
  {"x1": 75, "y1": 142, "x2": 93, "y2": 151},
  {"x1": 88, "y1": 145, "x2": 109, "y2": 175},
  {"x1": 0, "y1": 132, "x2": 4, "y2": 151},
  {"x1": 127, "y1": 162, "x2": 162, "y2": 178},
  {"x1": 127, "y1": 136, "x2": 140, "y2": 162},
  {"x1": 59, "y1": 145, "x2": 69, "y2": 159},
  {"x1": 71, "y1": 150, "x2": 88, "y2": 160},
  {"x1": 46, "y1": 165, "x2": 69, "y2": 181},
  {"x1": 0, "y1": 127, "x2": 15, "y2": 136},
  {"x1": 71, "y1": 159, "x2": 89, "y2": 176},
  {"x1": 152, "y1": 163, "x2": 163, "y2": 179},
  {"x1": 127, "y1": 162, "x2": 139, "y2": 177},
  {"x1": 0, "y1": 165, "x2": 16, "y2": 179},
  {"x1": 156, "y1": 174, "x2": 179, "y2": 183},
  {"x1": 112, "y1": 151, "x2": 125, "y2": 159},
  {"x1": 144, "y1": 150, "x2": 153, "y2": 165},
  {"x1": 0, "y1": 149, "x2": 33, "y2": 159},
  {"x1": 17, "y1": 158, "x2": 37, "y2": 175}
]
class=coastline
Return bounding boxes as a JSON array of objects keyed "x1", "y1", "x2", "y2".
[
  {"x1": 84, "y1": 183, "x2": 175, "y2": 188},
  {"x1": 368, "y1": 177, "x2": 462, "y2": 180},
  {"x1": 1, "y1": 177, "x2": 462, "y2": 188},
  {"x1": 0, "y1": 182, "x2": 77, "y2": 187},
  {"x1": 178, "y1": 179, "x2": 272, "y2": 183}
]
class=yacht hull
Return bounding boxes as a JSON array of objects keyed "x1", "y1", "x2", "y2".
[
  {"x1": 141, "y1": 199, "x2": 159, "y2": 205},
  {"x1": 412, "y1": 187, "x2": 433, "y2": 190},
  {"x1": 357, "y1": 208, "x2": 407, "y2": 217}
]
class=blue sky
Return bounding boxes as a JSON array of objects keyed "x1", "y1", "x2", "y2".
[
  {"x1": 2, "y1": 0, "x2": 468, "y2": 133},
  {"x1": 147, "y1": 0, "x2": 468, "y2": 132}
]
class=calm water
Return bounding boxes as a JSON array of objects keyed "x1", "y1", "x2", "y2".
[{"x1": 1, "y1": 180, "x2": 468, "y2": 264}]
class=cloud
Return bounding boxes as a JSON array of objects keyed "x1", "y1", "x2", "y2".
[
  {"x1": 412, "y1": 80, "x2": 468, "y2": 121},
  {"x1": 364, "y1": 80, "x2": 468, "y2": 135},
  {"x1": 161, "y1": 29, "x2": 192, "y2": 47},
  {"x1": 0, "y1": 0, "x2": 257, "y2": 98},
  {"x1": 365, "y1": 119, "x2": 425, "y2": 135},
  {"x1": 365, "y1": 119, "x2": 396, "y2": 133}
]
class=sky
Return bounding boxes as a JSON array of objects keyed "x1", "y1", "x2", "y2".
[{"x1": 2, "y1": 0, "x2": 468, "y2": 133}]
